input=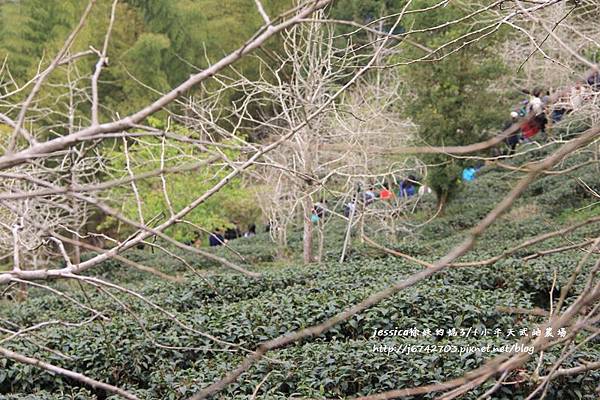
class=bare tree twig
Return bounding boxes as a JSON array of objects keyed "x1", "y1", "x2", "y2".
[{"x1": 0, "y1": 346, "x2": 140, "y2": 400}]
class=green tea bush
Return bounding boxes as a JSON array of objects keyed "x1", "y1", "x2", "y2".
[
  {"x1": 6, "y1": 256, "x2": 595, "y2": 398},
  {"x1": 2, "y1": 145, "x2": 600, "y2": 399}
]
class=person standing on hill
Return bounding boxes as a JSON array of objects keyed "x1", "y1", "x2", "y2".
[
  {"x1": 209, "y1": 229, "x2": 225, "y2": 247},
  {"x1": 243, "y1": 224, "x2": 256, "y2": 238},
  {"x1": 379, "y1": 183, "x2": 392, "y2": 200},
  {"x1": 398, "y1": 175, "x2": 417, "y2": 198},
  {"x1": 521, "y1": 119, "x2": 539, "y2": 141},
  {"x1": 418, "y1": 184, "x2": 432, "y2": 197},
  {"x1": 314, "y1": 199, "x2": 326, "y2": 218},
  {"x1": 587, "y1": 71, "x2": 600, "y2": 90},
  {"x1": 462, "y1": 166, "x2": 477, "y2": 182},
  {"x1": 363, "y1": 187, "x2": 376, "y2": 205},
  {"x1": 527, "y1": 88, "x2": 543, "y2": 115},
  {"x1": 550, "y1": 91, "x2": 569, "y2": 124},
  {"x1": 343, "y1": 199, "x2": 356, "y2": 218},
  {"x1": 503, "y1": 111, "x2": 521, "y2": 155},
  {"x1": 224, "y1": 223, "x2": 241, "y2": 241},
  {"x1": 310, "y1": 210, "x2": 320, "y2": 224},
  {"x1": 526, "y1": 87, "x2": 548, "y2": 137}
]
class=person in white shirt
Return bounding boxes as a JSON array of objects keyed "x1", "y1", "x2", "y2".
[{"x1": 527, "y1": 88, "x2": 544, "y2": 116}]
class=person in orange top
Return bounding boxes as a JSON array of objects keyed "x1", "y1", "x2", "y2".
[{"x1": 379, "y1": 183, "x2": 392, "y2": 200}]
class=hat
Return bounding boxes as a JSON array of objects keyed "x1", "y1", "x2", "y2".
[{"x1": 510, "y1": 111, "x2": 519, "y2": 118}]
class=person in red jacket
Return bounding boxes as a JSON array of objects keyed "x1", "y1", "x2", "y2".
[
  {"x1": 520, "y1": 119, "x2": 540, "y2": 140},
  {"x1": 379, "y1": 183, "x2": 392, "y2": 200},
  {"x1": 521, "y1": 87, "x2": 547, "y2": 140}
]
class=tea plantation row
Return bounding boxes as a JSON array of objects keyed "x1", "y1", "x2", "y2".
[{"x1": 1, "y1": 145, "x2": 599, "y2": 399}]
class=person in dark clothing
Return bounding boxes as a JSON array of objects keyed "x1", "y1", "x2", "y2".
[
  {"x1": 551, "y1": 106, "x2": 567, "y2": 123},
  {"x1": 314, "y1": 199, "x2": 326, "y2": 219},
  {"x1": 362, "y1": 187, "x2": 376, "y2": 205},
  {"x1": 503, "y1": 111, "x2": 521, "y2": 155},
  {"x1": 343, "y1": 197, "x2": 357, "y2": 218},
  {"x1": 505, "y1": 129, "x2": 520, "y2": 155},
  {"x1": 534, "y1": 111, "x2": 548, "y2": 135},
  {"x1": 209, "y1": 230, "x2": 225, "y2": 247},
  {"x1": 587, "y1": 71, "x2": 600, "y2": 90},
  {"x1": 224, "y1": 226, "x2": 240, "y2": 241},
  {"x1": 244, "y1": 224, "x2": 256, "y2": 237}
]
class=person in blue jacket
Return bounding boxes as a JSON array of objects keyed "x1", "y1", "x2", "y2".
[
  {"x1": 398, "y1": 175, "x2": 417, "y2": 198},
  {"x1": 462, "y1": 167, "x2": 477, "y2": 182},
  {"x1": 463, "y1": 161, "x2": 485, "y2": 182}
]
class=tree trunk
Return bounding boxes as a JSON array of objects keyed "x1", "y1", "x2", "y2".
[
  {"x1": 302, "y1": 197, "x2": 313, "y2": 264},
  {"x1": 72, "y1": 232, "x2": 81, "y2": 265},
  {"x1": 339, "y1": 202, "x2": 356, "y2": 263},
  {"x1": 275, "y1": 220, "x2": 288, "y2": 259},
  {"x1": 437, "y1": 191, "x2": 449, "y2": 215},
  {"x1": 316, "y1": 222, "x2": 324, "y2": 263}
]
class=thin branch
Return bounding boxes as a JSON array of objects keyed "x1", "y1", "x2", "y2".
[{"x1": 0, "y1": 346, "x2": 140, "y2": 400}]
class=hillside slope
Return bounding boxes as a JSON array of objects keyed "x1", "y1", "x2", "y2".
[{"x1": 1, "y1": 145, "x2": 599, "y2": 399}]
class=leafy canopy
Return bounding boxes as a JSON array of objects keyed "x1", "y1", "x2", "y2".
[
  {"x1": 401, "y1": 0, "x2": 508, "y2": 201},
  {"x1": 102, "y1": 117, "x2": 260, "y2": 242}
]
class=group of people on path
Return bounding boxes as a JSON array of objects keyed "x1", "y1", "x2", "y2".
[
  {"x1": 502, "y1": 76, "x2": 600, "y2": 155},
  {"x1": 210, "y1": 75, "x2": 600, "y2": 246},
  {"x1": 309, "y1": 176, "x2": 433, "y2": 222},
  {"x1": 460, "y1": 77, "x2": 600, "y2": 184},
  {"x1": 208, "y1": 223, "x2": 256, "y2": 247},
  {"x1": 502, "y1": 87, "x2": 551, "y2": 152}
]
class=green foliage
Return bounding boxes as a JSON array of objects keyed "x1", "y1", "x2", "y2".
[
  {"x1": 0, "y1": 0, "x2": 78, "y2": 79},
  {"x1": 331, "y1": 0, "x2": 406, "y2": 23},
  {"x1": 122, "y1": 0, "x2": 292, "y2": 111},
  {"x1": 0, "y1": 0, "x2": 292, "y2": 123},
  {"x1": 118, "y1": 33, "x2": 171, "y2": 111},
  {"x1": 3, "y1": 157, "x2": 600, "y2": 398},
  {"x1": 0, "y1": 153, "x2": 600, "y2": 400},
  {"x1": 0, "y1": 0, "x2": 147, "y2": 134},
  {"x1": 400, "y1": 1, "x2": 508, "y2": 202},
  {"x1": 101, "y1": 118, "x2": 260, "y2": 242},
  {"x1": 2, "y1": 248, "x2": 599, "y2": 398}
]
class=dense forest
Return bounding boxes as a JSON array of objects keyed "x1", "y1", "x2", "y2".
[{"x1": 0, "y1": 0, "x2": 599, "y2": 399}]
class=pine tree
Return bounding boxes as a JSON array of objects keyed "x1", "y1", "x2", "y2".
[{"x1": 402, "y1": 0, "x2": 508, "y2": 209}]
